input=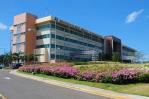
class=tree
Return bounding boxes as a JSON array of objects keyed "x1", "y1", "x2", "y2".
[
  {"x1": 12, "y1": 52, "x2": 24, "y2": 63},
  {"x1": 0, "y1": 55, "x2": 4, "y2": 65},
  {"x1": 23, "y1": 54, "x2": 37, "y2": 64},
  {"x1": 0, "y1": 53, "x2": 13, "y2": 66},
  {"x1": 112, "y1": 52, "x2": 120, "y2": 62},
  {"x1": 0, "y1": 51, "x2": 38, "y2": 67}
]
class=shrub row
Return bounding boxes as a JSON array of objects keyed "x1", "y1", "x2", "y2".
[
  {"x1": 19, "y1": 66, "x2": 149, "y2": 84},
  {"x1": 19, "y1": 66, "x2": 79, "y2": 78}
]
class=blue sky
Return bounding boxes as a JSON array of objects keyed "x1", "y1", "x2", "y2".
[{"x1": 0, "y1": 0, "x2": 149, "y2": 59}]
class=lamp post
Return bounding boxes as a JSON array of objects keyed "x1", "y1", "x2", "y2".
[{"x1": 54, "y1": 19, "x2": 57, "y2": 62}]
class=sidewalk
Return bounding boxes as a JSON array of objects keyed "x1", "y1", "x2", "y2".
[{"x1": 10, "y1": 70, "x2": 149, "y2": 99}]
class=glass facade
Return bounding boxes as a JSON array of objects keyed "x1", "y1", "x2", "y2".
[
  {"x1": 36, "y1": 22, "x2": 104, "y2": 61},
  {"x1": 37, "y1": 23, "x2": 102, "y2": 43},
  {"x1": 36, "y1": 34, "x2": 102, "y2": 49}
]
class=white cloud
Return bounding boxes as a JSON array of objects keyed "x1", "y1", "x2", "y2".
[
  {"x1": 125, "y1": 9, "x2": 144, "y2": 23},
  {"x1": 0, "y1": 22, "x2": 7, "y2": 30}
]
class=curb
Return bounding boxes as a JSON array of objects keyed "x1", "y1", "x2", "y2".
[{"x1": 10, "y1": 70, "x2": 149, "y2": 99}]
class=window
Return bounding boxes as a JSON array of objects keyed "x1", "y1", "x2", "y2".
[
  {"x1": 15, "y1": 23, "x2": 25, "y2": 34},
  {"x1": 36, "y1": 34, "x2": 50, "y2": 40},
  {"x1": 50, "y1": 54, "x2": 55, "y2": 59},
  {"x1": 36, "y1": 44, "x2": 49, "y2": 48},
  {"x1": 37, "y1": 24, "x2": 50, "y2": 30},
  {"x1": 51, "y1": 24, "x2": 56, "y2": 28},
  {"x1": 56, "y1": 25, "x2": 65, "y2": 31},
  {"x1": 16, "y1": 43, "x2": 21, "y2": 53},
  {"x1": 50, "y1": 23, "x2": 103, "y2": 43},
  {"x1": 56, "y1": 35, "x2": 64, "y2": 40},
  {"x1": 16, "y1": 33, "x2": 21, "y2": 44}
]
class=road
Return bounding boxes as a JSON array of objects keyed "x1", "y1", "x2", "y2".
[{"x1": 0, "y1": 70, "x2": 111, "y2": 99}]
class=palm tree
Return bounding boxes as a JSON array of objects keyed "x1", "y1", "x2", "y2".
[
  {"x1": 12, "y1": 52, "x2": 23, "y2": 64},
  {"x1": 11, "y1": 52, "x2": 37, "y2": 65}
]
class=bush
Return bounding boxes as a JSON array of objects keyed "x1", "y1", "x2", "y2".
[
  {"x1": 74, "y1": 62, "x2": 89, "y2": 65},
  {"x1": 19, "y1": 66, "x2": 40, "y2": 73},
  {"x1": 53, "y1": 66, "x2": 79, "y2": 78},
  {"x1": 77, "y1": 71, "x2": 96, "y2": 82},
  {"x1": 19, "y1": 65, "x2": 79, "y2": 79},
  {"x1": 95, "y1": 72, "x2": 108, "y2": 82},
  {"x1": 112, "y1": 52, "x2": 120, "y2": 62},
  {"x1": 111, "y1": 68, "x2": 140, "y2": 84},
  {"x1": 139, "y1": 72, "x2": 149, "y2": 83},
  {"x1": 101, "y1": 76, "x2": 113, "y2": 83},
  {"x1": 19, "y1": 65, "x2": 149, "y2": 84},
  {"x1": 40, "y1": 66, "x2": 54, "y2": 75}
]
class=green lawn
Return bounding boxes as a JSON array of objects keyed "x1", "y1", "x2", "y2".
[
  {"x1": 18, "y1": 71, "x2": 149, "y2": 97},
  {"x1": 74, "y1": 61, "x2": 149, "y2": 72}
]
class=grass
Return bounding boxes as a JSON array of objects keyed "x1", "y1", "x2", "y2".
[
  {"x1": 18, "y1": 70, "x2": 149, "y2": 97},
  {"x1": 74, "y1": 61, "x2": 149, "y2": 72}
]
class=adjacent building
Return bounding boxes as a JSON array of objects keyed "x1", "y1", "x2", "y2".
[
  {"x1": 104, "y1": 36, "x2": 136, "y2": 62},
  {"x1": 10, "y1": 13, "x2": 136, "y2": 63}
]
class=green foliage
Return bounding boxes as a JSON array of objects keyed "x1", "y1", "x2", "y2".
[
  {"x1": 139, "y1": 73, "x2": 149, "y2": 83},
  {"x1": 112, "y1": 52, "x2": 120, "y2": 62},
  {"x1": 76, "y1": 63, "x2": 123, "y2": 73},
  {"x1": 0, "y1": 55, "x2": 4, "y2": 65},
  {"x1": 0, "y1": 53, "x2": 13, "y2": 67},
  {"x1": 12, "y1": 52, "x2": 23, "y2": 63},
  {"x1": 0, "y1": 52, "x2": 37, "y2": 67},
  {"x1": 74, "y1": 62, "x2": 89, "y2": 65},
  {"x1": 74, "y1": 61, "x2": 109, "y2": 65},
  {"x1": 3, "y1": 54, "x2": 13, "y2": 64},
  {"x1": 101, "y1": 76, "x2": 113, "y2": 83}
]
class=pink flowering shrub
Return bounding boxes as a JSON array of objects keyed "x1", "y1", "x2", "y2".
[
  {"x1": 19, "y1": 66, "x2": 148, "y2": 84},
  {"x1": 95, "y1": 72, "x2": 111, "y2": 83},
  {"x1": 111, "y1": 68, "x2": 141, "y2": 84},
  {"x1": 40, "y1": 66, "x2": 54, "y2": 75},
  {"x1": 53, "y1": 66, "x2": 79, "y2": 78},
  {"x1": 19, "y1": 66, "x2": 40, "y2": 73},
  {"x1": 19, "y1": 66, "x2": 79, "y2": 78},
  {"x1": 76, "y1": 71, "x2": 96, "y2": 82}
]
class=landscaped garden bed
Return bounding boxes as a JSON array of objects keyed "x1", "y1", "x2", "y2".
[{"x1": 18, "y1": 63, "x2": 149, "y2": 84}]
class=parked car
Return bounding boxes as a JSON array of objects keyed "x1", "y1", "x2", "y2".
[{"x1": 12, "y1": 63, "x2": 22, "y2": 69}]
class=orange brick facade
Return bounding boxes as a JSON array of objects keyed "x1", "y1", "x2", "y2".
[{"x1": 12, "y1": 13, "x2": 37, "y2": 55}]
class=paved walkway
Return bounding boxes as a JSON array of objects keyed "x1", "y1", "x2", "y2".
[{"x1": 10, "y1": 70, "x2": 149, "y2": 99}]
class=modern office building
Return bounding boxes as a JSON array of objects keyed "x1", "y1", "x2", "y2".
[
  {"x1": 104, "y1": 36, "x2": 136, "y2": 62},
  {"x1": 104, "y1": 36, "x2": 122, "y2": 60},
  {"x1": 122, "y1": 45, "x2": 136, "y2": 62},
  {"x1": 10, "y1": 13, "x2": 136, "y2": 63}
]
